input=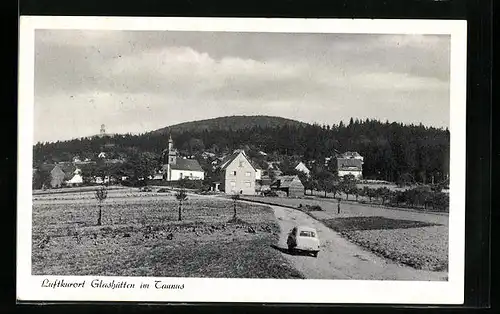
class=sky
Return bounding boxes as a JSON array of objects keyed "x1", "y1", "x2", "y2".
[{"x1": 34, "y1": 30, "x2": 450, "y2": 143}]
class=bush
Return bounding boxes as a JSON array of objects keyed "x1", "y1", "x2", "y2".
[
  {"x1": 305, "y1": 204, "x2": 323, "y2": 211},
  {"x1": 157, "y1": 188, "x2": 169, "y2": 193},
  {"x1": 177, "y1": 178, "x2": 203, "y2": 190},
  {"x1": 122, "y1": 179, "x2": 146, "y2": 187},
  {"x1": 263, "y1": 190, "x2": 278, "y2": 197}
]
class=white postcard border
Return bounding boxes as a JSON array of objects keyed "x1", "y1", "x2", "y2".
[{"x1": 17, "y1": 16, "x2": 467, "y2": 304}]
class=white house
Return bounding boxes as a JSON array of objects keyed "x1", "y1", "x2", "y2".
[
  {"x1": 65, "y1": 168, "x2": 83, "y2": 186},
  {"x1": 66, "y1": 174, "x2": 83, "y2": 186},
  {"x1": 337, "y1": 152, "x2": 364, "y2": 179},
  {"x1": 94, "y1": 176, "x2": 110, "y2": 184},
  {"x1": 219, "y1": 150, "x2": 256, "y2": 195},
  {"x1": 161, "y1": 135, "x2": 205, "y2": 181},
  {"x1": 294, "y1": 161, "x2": 311, "y2": 176}
]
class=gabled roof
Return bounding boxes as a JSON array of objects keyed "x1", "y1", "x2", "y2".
[
  {"x1": 341, "y1": 151, "x2": 363, "y2": 158},
  {"x1": 218, "y1": 151, "x2": 241, "y2": 170},
  {"x1": 271, "y1": 175, "x2": 304, "y2": 188},
  {"x1": 337, "y1": 158, "x2": 363, "y2": 170},
  {"x1": 43, "y1": 163, "x2": 77, "y2": 180},
  {"x1": 170, "y1": 158, "x2": 204, "y2": 172},
  {"x1": 218, "y1": 150, "x2": 256, "y2": 172},
  {"x1": 294, "y1": 161, "x2": 310, "y2": 170}
]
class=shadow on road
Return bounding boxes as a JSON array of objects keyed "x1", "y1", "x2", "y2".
[{"x1": 270, "y1": 244, "x2": 315, "y2": 257}]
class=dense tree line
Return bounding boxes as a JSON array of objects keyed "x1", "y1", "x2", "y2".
[{"x1": 33, "y1": 118, "x2": 449, "y2": 185}]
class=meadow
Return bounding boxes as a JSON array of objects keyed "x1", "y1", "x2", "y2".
[{"x1": 32, "y1": 188, "x2": 304, "y2": 279}]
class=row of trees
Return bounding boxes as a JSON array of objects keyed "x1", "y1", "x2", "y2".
[{"x1": 293, "y1": 172, "x2": 449, "y2": 212}]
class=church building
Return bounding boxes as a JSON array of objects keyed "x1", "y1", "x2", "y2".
[{"x1": 161, "y1": 135, "x2": 205, "y2": 181}]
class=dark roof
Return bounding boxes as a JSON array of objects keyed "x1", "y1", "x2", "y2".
[
  {"x1": 341, "y1": 151, "x2": 362, "y2": 158},
  {"x1": 170, "y1": 158, "x2": 204, "y2": 172},
  {"x1": 337, "y1": 158, "x2": 363, "y2": 170},
  {"x1": 39, "y1": 163, "x2": 77, "y2": 180},
  {"x1": 257, "y1": 178, "x2": 273, "y2": 185},
  {"x1": 249, "y1": 160, "x2": 262, "y2": 170},
  {"x1": 218, "y1": 150, "x2": 243, "y2": 170},
  {"x1": 271, "y1": 175, "x2": 304, "y2": 188}
]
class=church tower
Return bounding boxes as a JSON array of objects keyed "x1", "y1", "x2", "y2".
[
  {"x1": 162, "y1": 134, "x2": 177, "y2": 181},
  {"x1": 167, "y1": 135, "x2": 177, "y2": 165}
]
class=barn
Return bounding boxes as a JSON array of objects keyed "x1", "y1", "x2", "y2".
[
  {"x1": 270, "y1": 175, "x2": 305, "y2": 197},
  {"x1": 37, "y1": 163, "x2": 78, "y2": 188}
]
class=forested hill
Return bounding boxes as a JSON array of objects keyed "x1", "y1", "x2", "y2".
[
  {"x1": 33, "y1": 117, "x2": 450, "y2": 184},
  {"x1": 150, "y1": 115, "x2": 308, "y2": 135}
]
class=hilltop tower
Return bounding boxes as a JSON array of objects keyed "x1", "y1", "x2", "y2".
[{"x1": 99, "y1": 124, "x2": 106, "y2": 138}]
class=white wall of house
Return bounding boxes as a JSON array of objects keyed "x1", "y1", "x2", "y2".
[
  {"x1": 338, "y1": 170, "x2": 362, "y2": 179},
  {"x1": 170, "y1": 169, "x2": 204, "y2": 181},
  {"x1": 95, "y1": 176, "x2": 110, "y2": 184},
  {"x1": 255, "y1": 169, "x2": 262, "y2": 180},
  {"x1": 66, "y1": 174, "x2": 83, "y2": 186}
]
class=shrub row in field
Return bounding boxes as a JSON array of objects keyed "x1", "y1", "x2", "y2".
[{"x1": 358, "y1": 186, "x2": 449, "y2": 212}]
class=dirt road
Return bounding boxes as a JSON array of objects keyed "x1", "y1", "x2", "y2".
[{"x1": 270, "y1": 205, "x2": 447, "y2": 281}]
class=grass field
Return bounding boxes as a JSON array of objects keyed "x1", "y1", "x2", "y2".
[
  {"x1": 241, "y1": 195, "x2": 448, "y2": 272},
  {"x1": 32, "y1": 189, "x2": 304, "y2": 279}
]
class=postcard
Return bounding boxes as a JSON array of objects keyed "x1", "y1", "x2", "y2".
[{"x1": 18, "y1": 16, "x2": 467, "y2": 304}]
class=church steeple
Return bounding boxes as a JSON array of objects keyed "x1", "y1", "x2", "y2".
[
  {"x1": 168, "y1": 134, "x2": 173, "y2": 151},
  {"x1": 166, "y1": 134, "x2": 177, "y2": 165}
]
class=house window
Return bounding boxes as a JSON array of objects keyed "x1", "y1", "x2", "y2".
[
  {"x1": 232, "y1": 171, "x2": 237, "y2": 176},
  {"x1": 245, "y1": 181, "x2": 251, "y2": 188},
  {"x1": 230, "y1": 181, "x2": 236, "y2": 187},
  {"x1": 239, "y1": 161, "x2": 244, "y2": 167},
  {"x1": 245, "y1": 171, "x2": 251, "y2": 177}
]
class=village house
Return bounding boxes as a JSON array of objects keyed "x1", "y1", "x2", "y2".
[
  {"x1": 38, "y1": 162, "x2": 79, "y2": 188},
  {"x1": 161, "y1": 135, "x2": 205, "y2": 181},
  {"x1": 65, "y1": 168, "x2": 83, "y2": 187},
  {"x1": 218, "y1": 150, "x2": 257, "y2": 195},
  {"x1": 337, "y1": 151, "x2": 364, "y2": 179},
  {"x1": 294, "y1": 161, "x2": 311, "y2": 177},
  {"x1": 270, "y1": 175, "x2": 305, "y2": 197}
]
